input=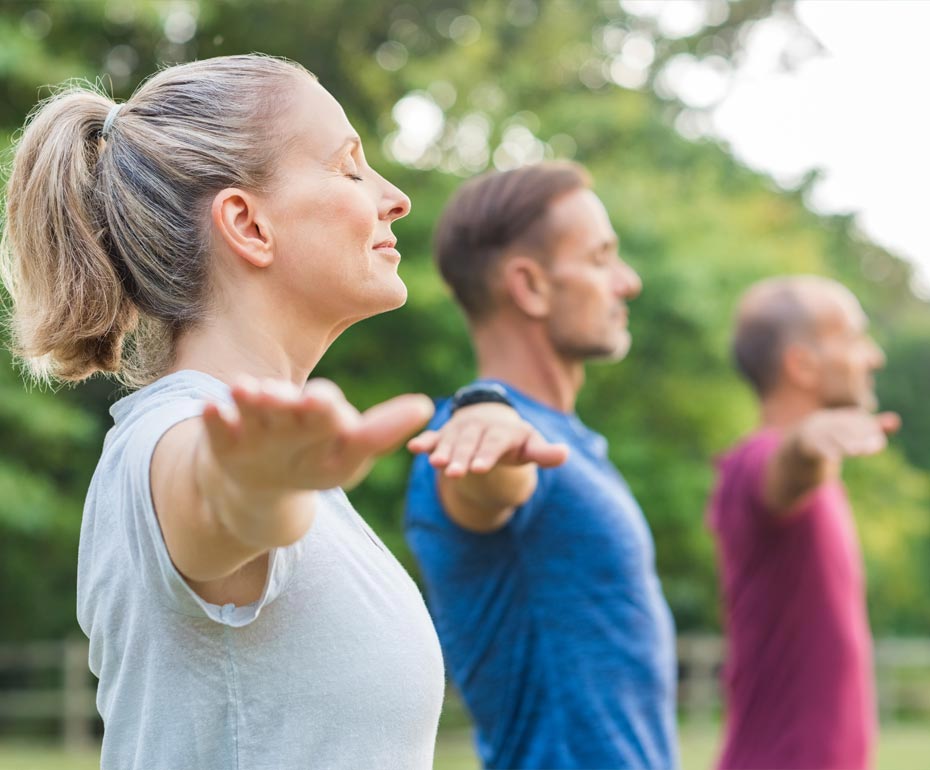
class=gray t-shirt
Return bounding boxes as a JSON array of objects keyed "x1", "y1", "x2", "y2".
[{"x1": 76, "y1": 370, "x2": 445, "y2": 770}]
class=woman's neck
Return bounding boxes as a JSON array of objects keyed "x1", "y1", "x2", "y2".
[{"x1": 170, "y1": 309, "x2": 332, "y2": 387}]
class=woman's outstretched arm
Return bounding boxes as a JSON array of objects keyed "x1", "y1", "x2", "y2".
[{"x1": 150, "y1": 377, "x2": 434, "y2": 602}]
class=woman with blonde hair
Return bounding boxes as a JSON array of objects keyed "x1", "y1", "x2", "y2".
[{"x1": 1, "y1": 54, "x2": 447, "y2": 769}]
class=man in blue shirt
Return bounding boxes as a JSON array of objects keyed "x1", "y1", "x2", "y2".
[{"x1": 405, "y1": 162, "x2": 678, "y2": 769}]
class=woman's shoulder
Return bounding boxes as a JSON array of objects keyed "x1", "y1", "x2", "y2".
[
  {"x1": 92, "y1": 370, "x2": 228, "y2": 485},
  {"x1": 109, "y1": 370, "x2": 230, "y2": 427}
]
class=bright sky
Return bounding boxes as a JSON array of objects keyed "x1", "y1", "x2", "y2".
[{"x1": 697, "y1": 0, "x2": 930, "y2": 295}]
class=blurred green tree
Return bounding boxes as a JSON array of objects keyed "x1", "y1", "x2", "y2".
[{"x1": 1, "y1": 0, "x2": 927, "y2": 640}]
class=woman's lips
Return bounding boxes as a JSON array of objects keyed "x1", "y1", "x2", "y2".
[{"x1": 373, "y1": 241, "x2": 401, "y2": 260}]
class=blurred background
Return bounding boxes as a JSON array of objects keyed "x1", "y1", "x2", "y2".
[{"x1": 0, "y1": 0, "x2": 928, "y2": 768}]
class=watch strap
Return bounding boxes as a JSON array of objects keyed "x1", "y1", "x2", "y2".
[{"x1": 450, "y1": 382, "x2": 514, "y2": 413}]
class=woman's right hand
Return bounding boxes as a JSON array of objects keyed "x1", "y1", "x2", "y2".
[
  {"x1": 202, "y1": 377, "x2": 434, "y2": 494},
  {"x1": 152, "y1": 377, "x2": 433, "y2": 587}
]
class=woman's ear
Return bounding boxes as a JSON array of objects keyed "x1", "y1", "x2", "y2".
[
  {"x1": 211, "y1": 188, "x2": 274, "y2": 268},
  {"x1": 503, "y1": 255, "x2": 552, "y2": 319}
]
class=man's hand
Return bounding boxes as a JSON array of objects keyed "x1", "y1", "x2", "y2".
[
  {"x1": 765, "y1": 408, "x2": 901, "y2": 514},
  {"x1": 408, "y1": 403, "x2": 568, "y2": 532},
  {"x1": 408, "y1": 402, "x2": 568, "y2": 476},
  {"x1": 794, "y1": 409, "x2": 901, "y2": 464}
]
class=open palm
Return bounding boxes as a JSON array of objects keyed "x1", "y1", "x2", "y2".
[{"x1": 202, "y1": 377, "x2": 435, "y2": 493}]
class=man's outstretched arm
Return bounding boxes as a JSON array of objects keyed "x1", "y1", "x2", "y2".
[
  {"x1": 764, "y1": 408, "x2": 900, "y2": 514},
  {"x1": 408, "y1": 403, "x2": 568, "y2": 532}
]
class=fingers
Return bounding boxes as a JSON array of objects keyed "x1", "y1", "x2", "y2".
[
  {"x1": 301, "y1": 378, "x2": 348, "y2": 407},
  {"x1": 834, "y1": 416, "x2": 888, "y2": 457},
  {"x1": 230, "y1": 377, "x2": 306, "y2": 432},
  {"x1": 425, "y1": 428, "x2": 457, "y2": 470},
  {"x1": 354, "y1": 394, "x2": 435, "y2": 457},
  {"x1": 521, "y1": 434, "x2": 570, "y2": 468},
  {"x1": 425, "y1": 419, "x2": 568, "y2": 478},
  {"x1": 845, "y1": 410, "x2": 900, "y2": 456},
  {"x1": 202, "y1": 401, "x2": 239, "y2": 450},
  {"x1": 299, "y1": 378, "x2": 358, "y2": 434},
  {"x1": 407, "y1": 430, "x2": 441, "y2": 454},
  {"x1": 877, "y1": 411, "x2": 902, "y2": 435},
  {"x1": 429, "y1": 420, "x2": 522, "y2": 477},
  {"x1": 228, "y1": 377, "x2": 357, "y2": 440},
  {"x1": 805, "y1": 407, "x2": 901, "y2": 461},
  {"x1": 230, "y1": 380, "x2": 270, "y2": 434},
  {"x1": 842, "y1": 431, "x2": 886, "y2": 457},
  {"x1": 216, "y1": 376, "x2": 571, "y2": 485},
  {"x1": 442, "y1": 423, "x2": 488, "y2": 477},
  {"x1": 469, "y1": 427, "x2": 520, "y2": 474}
]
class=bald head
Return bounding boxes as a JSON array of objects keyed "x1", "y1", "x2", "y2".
[{"x1": 732, "y1": 276, "x2": 862, "y2": 396}]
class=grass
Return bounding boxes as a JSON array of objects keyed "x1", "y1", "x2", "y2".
[{"x1": 0, "y1": 723, "x2": 926, "y2": 769}]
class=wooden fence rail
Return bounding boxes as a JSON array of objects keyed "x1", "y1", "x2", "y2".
[
  {"x1": 676, "y1": 635, "x2": 930, "y2": 721},
  {"x1": 0, "y1": 638, "x2": 97, "y2": 750},
  {"x1": 1, "y1": 635, "x2": 928, "y2": 749}
]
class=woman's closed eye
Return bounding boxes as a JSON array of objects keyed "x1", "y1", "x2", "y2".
[{"x1": 342, "y1": 154, "x2": 364, "y2": 182}]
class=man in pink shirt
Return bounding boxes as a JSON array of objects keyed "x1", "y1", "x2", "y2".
[{"x1": 708, "y1": 276, "x2": 900, "y2": 770}]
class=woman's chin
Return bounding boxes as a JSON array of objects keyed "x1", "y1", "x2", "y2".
[
  {"x1": 380, "y1": 276, "x2": 408, "y2": 310},
  {"x1": 364, "y1": 279, "x2": 408, "y2": 316}
]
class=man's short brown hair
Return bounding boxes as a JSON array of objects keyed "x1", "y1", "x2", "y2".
[{"x1": 434, "y1": 161, "x2": 591, "y2": 320}]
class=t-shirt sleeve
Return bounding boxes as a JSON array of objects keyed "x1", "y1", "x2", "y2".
[
  {"x1": 726, "y1": 432, "x2": 825, "y2": 527},
  {"x1": 740, "y1": 436, "x2": 780, "y2": 516},
  {"x1": 405, "y1": 398, "x2": 554, "y2": 539},
  {"x1": 113, "y1": 397, "x2": 299, "y2": 627}
]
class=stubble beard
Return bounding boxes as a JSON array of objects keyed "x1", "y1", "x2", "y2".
[
  {"x1": 822, "y1": 384, "x2": 878, "y2": 412},
  {"x1": 553, "y1": 330, "x2": 632, "y2": 364}
]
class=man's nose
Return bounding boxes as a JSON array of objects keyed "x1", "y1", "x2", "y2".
[{"x1": 615, "y1": 261, "x2": 642, "y2": 299}]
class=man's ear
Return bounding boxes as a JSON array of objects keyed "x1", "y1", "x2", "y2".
[
  {"x1": 211, "y1": 188, "x2": 274, "y2": 268},
  {"x1": 502, "y1": 255, "x2": 551, "y2": 319},
  {"x1": 782, "y1": 341, "x2": 820, "y2": 392}
]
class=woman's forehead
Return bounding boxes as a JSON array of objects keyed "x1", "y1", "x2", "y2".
[{"x1": 285, "y1": 78, "x2": 357, "y2": 159}]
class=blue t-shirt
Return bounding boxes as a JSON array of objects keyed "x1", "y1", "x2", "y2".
[{"x1": 405, "y1": 381, "x2": 678, "y2": 770}]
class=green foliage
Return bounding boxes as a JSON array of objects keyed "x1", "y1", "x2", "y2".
[
  {"x1": 0, "y1": 0, "x2": 928, "y2": 641},
  {"x1": 0, "y1": 347, "x2": 105, "y2": 640}
]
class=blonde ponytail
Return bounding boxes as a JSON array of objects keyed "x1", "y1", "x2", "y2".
[
  {"x1": 1, "y1": 87, "x2": 137, "y2": 381},
  {"x1": 1, "y1": 55, "x2": 312, "y2": 386}
]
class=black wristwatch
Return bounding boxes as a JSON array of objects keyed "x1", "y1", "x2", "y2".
[{"x1": 450, "y1": 382, "x2": 514, "y2": 414}]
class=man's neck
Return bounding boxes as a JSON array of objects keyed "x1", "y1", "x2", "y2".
[
  {"x1": 471, "y1": 319, "x2": 583, "y2": 413},
  {"x1": 759, "y1": 391, "x2": 821, "y2": 431}
]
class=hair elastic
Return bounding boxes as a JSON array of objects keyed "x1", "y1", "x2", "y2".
[{"x1": 101, "y1": 103, "x2": 123, "y2": 139}]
